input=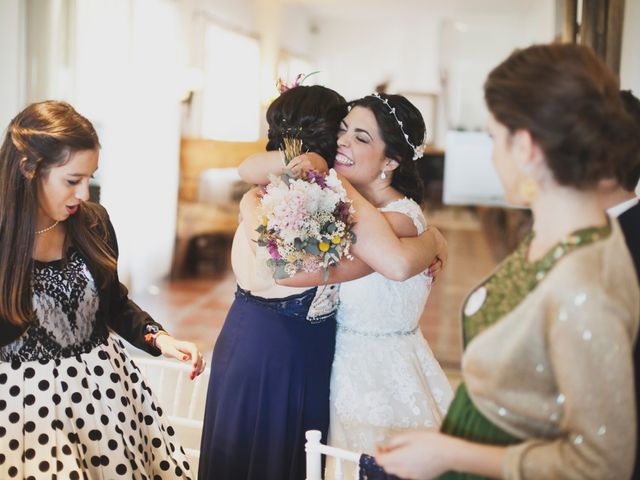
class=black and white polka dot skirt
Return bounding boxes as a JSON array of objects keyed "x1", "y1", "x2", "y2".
[{"x1": 0, "y1": 335, "x2": 193, "y2": 479}]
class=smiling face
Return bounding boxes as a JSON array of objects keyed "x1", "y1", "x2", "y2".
[
  {"x1": 36, "y1": 148, "x2": 99, "y2": 224},
  {"x1": 334, "y1": 106, "x2": 395, "y2": 187}
]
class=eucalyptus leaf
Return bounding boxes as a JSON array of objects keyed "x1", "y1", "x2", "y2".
[
  {"x1": 273, "y1": 265, "x2": 290, "y2": 280},
  {"x1": 306, "y1": 243, "x2": 321, "y2": 256}
]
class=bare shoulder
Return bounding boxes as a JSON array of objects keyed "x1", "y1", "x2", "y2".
[{"x1": 379, "y1": 197, "x2": 424, "y2": 237}]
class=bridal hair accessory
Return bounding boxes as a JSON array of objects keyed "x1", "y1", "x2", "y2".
[
  {"x1": 276, "y1": 71, "x2": 320, "y2": 94},
  {"x1": 370, "y1": 93, "x2": 426, "y2": 160}
]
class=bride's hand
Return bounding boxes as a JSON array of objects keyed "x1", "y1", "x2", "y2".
[
  {"x1": 288, "y1": 152, "x2": 329, "y2": 176},
  {"x1": 155, "y1": 335, "x2": 206, "y2": 380},
  {"x1": 426, "y1": 226, "x2": 447, "y2": 280}
]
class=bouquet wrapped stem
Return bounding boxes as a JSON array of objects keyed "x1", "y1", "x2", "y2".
[{"x1": 282, "y1": 137, "x2": 304, "y2": 166}]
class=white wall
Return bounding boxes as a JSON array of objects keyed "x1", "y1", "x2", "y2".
[
  {"x1": 71, "y1": 0, "x2": 182, "y2": 292},
  {"x1": 280, "y1": 4, "x2": 314, "y2": 58},
  {"x1": 182, "y1": 0, "x2": 313, "y2": 138},
  {"x1": 2, "y1": 0, "x2": 183, "y2": 292},
  {"x1": 0, "y1": 0, "x2": 25, "y2": 130},
  {"x1": 309, "y1": 0, "x2": 555, "y2": 147}
]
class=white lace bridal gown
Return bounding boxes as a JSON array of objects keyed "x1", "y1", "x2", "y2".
[{"x1": 328, "y1": 198, "x2": 454, "y2": 458}]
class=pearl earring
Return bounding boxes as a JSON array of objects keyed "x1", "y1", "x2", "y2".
[{"x1": 380, "y1": 170, "x2": 387, "y2": 180}]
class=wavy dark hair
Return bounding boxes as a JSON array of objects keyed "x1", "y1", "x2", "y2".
[
  {"x1": 350, "y1": 94, "x2": 425, "y2": 204},
  {"x1": 485, "y1": 44, "x2": 640, "y2": 190},
  {"x1": 266, "y1": 85, "x2": 347, "y2": 166},
  {"x1": 0, "y1": 100, "x2": 116, "y2": 327}
]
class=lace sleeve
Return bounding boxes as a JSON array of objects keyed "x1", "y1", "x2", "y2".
[{"x1": 378, "y1": 198, "x2": 426, "y2": 235}]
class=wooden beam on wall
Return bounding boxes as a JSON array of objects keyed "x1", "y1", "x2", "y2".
[
  {"x1": 562, "y1": 0, "x2": 579, "y2": 43},
  {"x1": 557, "y1": 0, "x2": 626, "y2": 76},
  {"x1": 605, "y1": 0, "x2": 626, "y2": 75},
  {"x1": 580, "y1": 0, "x2": 608, "y2": 58}
]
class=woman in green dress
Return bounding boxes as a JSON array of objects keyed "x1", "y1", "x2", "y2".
[{"x1": 376, "y1": 43, "x2": 640, "y2": 479}]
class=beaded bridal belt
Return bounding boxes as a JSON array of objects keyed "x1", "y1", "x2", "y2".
[{"x1": 336, "y1": 324, "x2": 419, "y2": 337}]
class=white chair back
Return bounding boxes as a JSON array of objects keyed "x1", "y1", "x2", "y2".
[
  {"x1": 132, "y1": 356, "x2": 209, "y2": 419},
  {"x1": 132, "y1": 356, "x2": 211, "y2": 478},
  {"x1": 305, "y1": 430, "x2": 361, "y2": 480}
]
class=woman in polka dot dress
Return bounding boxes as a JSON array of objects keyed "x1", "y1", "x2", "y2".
[{"x1": 0, "y1": 101, "x2": 206, "y2": 479}]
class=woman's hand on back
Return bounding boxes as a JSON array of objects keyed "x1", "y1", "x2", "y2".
[
  {"x1": 287, "y1": 152, "x2": 329, "y2": 176},
  {"x1": 426, "y1": 226, "x2": 447, "y2": 280}
]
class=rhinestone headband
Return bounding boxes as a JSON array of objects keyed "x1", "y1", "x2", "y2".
[{"x1": 370, "y1": 93, "x2": 426, "y2": 160}]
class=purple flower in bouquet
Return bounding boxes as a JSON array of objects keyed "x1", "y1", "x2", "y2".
[
  {"x1": 305, "y1": 169, "x2": 327, "y2": 188},
  {"x1": 256, "y1": 169, "x2": 356, "y2": 280},
  {"x1": 267, "y1": 241, "x2": 282, "y2": 260}
]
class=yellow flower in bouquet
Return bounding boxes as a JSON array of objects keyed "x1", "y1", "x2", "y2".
[{"x1": 256, "y1": 140, "x2": 356, "y2": 280}]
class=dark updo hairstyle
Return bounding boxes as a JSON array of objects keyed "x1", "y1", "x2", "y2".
[
  {"x1": 0, "y1": 100, "x2": 116, "y2": 327},
  {"x1": 485, "y1": 43, "x2": 640, "y2": 190},
  {"x1": 266, "y1": 85, "x2": 348, "y2": 167},
  {"x1": 619, "y1": 90, "x2": 640, "y2": 192},
  {"x1": 350, "y1": 94, "x2": 425, "y2": 204}
]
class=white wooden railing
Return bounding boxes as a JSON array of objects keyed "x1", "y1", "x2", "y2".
[{"x1": 305, "y1": 430, "x2": 361, "y2": 480}]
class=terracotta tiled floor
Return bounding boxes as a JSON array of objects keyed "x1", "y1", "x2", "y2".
[{"x1": 132, "y1": 206, "x2": 497, "y2": 378}]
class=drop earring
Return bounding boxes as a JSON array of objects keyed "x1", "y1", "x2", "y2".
[
  {"x1": 380, "y1": 170, "x2": 387, "y2": 180},
  {"x1": 517, "y1": 177, "x2": 539, "y2": 203}
]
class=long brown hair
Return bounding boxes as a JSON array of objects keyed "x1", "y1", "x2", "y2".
[
  {"x1": 484, "y1": 44, "x2": 640, "y2": 189},
  {"x1": 0, "y1": 101, "x2": 116, "y2": 327}
]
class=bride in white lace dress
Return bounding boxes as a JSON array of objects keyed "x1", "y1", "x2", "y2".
[
  {"x1": 275, "y1": 94, "x2": 454, "y2": 457},
  {"x1": 331, "y1": 197, "x2": 452, "y2": 455}
]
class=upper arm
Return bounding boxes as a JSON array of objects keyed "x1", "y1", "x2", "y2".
[
  {"x1": 238, "y1": 151, "x2": 283, "y2": 185},
  {"x1": 378, "y1": 211, "x2": 419, "y2": 238},
  {"x1": 338, "y1": 176, "x2": 434, "y2": 279}
]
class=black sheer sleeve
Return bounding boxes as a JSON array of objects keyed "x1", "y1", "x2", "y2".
[{"x1": 99, "y1": 207, "x2": 165, "y2": 356}]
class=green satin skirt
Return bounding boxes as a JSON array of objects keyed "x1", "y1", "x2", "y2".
[{"x1": 438, "y1": 383, "x2": 520, "y2": 480}]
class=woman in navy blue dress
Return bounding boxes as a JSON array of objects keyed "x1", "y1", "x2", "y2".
[{"x1": 198, "y1": 86, "x2": 347, "y2": 480}]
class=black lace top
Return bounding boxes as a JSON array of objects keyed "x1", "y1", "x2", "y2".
[
  {"x1": 0, "y1": 251, "x2": 108, "y2": 363},
  {"x1": 0, "y1": 203, "x2": 164, "y2": 359}
]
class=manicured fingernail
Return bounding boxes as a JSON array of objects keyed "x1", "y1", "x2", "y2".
[{"x1": 183, "y1": 356, "x2": 188, "y2": 360}]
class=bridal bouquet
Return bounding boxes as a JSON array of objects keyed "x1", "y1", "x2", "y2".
[{"x1": 256, "y1": 143, "x2": 356, "y2": 280}]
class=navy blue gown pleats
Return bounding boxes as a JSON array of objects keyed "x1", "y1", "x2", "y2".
[{"x1": 198, "y1": 287, "x2": 336, "y2": 480}]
